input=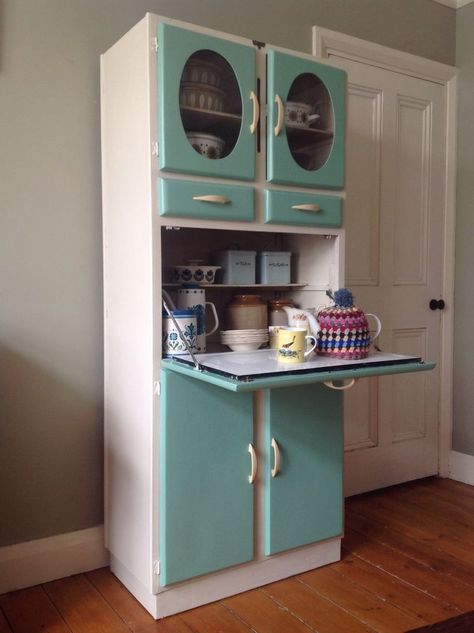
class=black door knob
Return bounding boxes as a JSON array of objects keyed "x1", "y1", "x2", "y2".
[{"x1": 429, "y1": 299, "x2": 445, "y2": 311}]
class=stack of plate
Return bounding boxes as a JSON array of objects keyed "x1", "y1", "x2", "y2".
[{"x1": 220, "y1": 329, "x2": 269, "y2": 352}]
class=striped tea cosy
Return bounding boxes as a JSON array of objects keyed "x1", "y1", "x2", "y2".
[{"x1": 316, "y1": 288, "x2": 372, "y2": 360}]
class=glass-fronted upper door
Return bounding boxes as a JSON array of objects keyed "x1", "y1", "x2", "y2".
[
  {"x1": 158, "y1": 23, "x2": 257, "y2": 181},
  {"x1": 267, "y1": 49, "x2": 346, "y2": 189}
]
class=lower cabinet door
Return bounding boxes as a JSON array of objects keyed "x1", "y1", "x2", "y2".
[
  {"x1": 160, "y1": 369, "x2": 254, "y2": 586},
  {"x1": 263, "y1": 383, "x2": 343, "y2": 556}
]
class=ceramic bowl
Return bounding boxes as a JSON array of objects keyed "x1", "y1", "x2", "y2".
[
  {"x1": 180, "y1": 83, "x2": 225, "y2": 112},
  {"x1": 186, "y1": 132, "x2": 225, "y2": 159},
  {"x1": 285, "y1": 101, "x2": 320, "y2": 128},
  {"x1": 181, "y1": 59, "x2": 223, "y2": 88},
  {"x1": 173, "y1": 265, "x2": 221, "y2": 284},
  {"x1": 226, "y1": 341, "x2": 264, "y2": 352}
]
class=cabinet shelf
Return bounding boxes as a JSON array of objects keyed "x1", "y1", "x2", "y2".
[
  {"x1": 286, "y1": 126, "x2": 333, "y2": 141},
  {"x1": 163, "y1": 283, "x2": 308, "y2": 290},
  {"x1": 180, "y1": 106, "x2": 242, "y2": 134}
]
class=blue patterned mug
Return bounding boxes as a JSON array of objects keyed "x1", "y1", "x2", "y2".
[{"x1": 162, "y1": 310, "x2": 198, "y2": 356}]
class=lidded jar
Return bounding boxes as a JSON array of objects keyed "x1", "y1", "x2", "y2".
[
  {"x1": 226, "y1": 295, "x2": 268, "y2": 330},
  {"x1": 268, "y1": 299, "x2": 294, "y2": 326}
]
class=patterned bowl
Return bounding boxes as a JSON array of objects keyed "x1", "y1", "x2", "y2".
[
  {"x1": 173, "y1": 265, "x2": 221, "y2": 285},
  {"x1": 186, "y1": 132, "x2": 225, "y2": 159}
]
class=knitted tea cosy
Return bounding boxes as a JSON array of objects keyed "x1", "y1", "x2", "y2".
[{"x1": 316, "y1": 289, "x2": 372, "y2": 360}]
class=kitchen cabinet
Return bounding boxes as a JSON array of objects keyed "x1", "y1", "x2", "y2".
[
  {"x1": 101, "y1": 13, "x2": 433, "y2": 620},
  {"x1": 263, "y1": 383, "x2": 343, "y2": 556},
  {"x1": 158, "y1": 22, "x2": 257, "y2": 181},
  {"x1": 159, "y1": 369, "x2": 254, "y2": 586},
  {"x1": 266, "y1": 49, "x2": 346, "y2": 189}
]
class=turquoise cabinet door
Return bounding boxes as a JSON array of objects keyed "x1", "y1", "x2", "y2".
[
  {"x1": 160, "y1": 369, "x2": 254, "y2": 586},
  {"x1": 267, "y1": 49, "x2": 346, "y2": 189},
  {"x1": 263, "y1": 383, "x2": 343, "y2": 555},
  {"x1": 158, "y1": 23, "x2": 256, "y2": 181}
]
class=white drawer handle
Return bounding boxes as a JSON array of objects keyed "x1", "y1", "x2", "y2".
[
  {"x1": 250, "y1": 90, "x2": 260, "y2": 135},
  {"x1": 324, "y1": 378, "x2": 358, "y2": 391},
  {"x1": 192, "y1": 195, "x2": 231, "y2": 204},
  {"x1": 292, "y1": 204, "x2": 321, "y2": 212},
  {"x1": 274, "y1": 94, "x2": 284, "y2": 136},
  {"x1": 271, "y1": 437, "x2": 281, "y2": 477},
  {"x1": 248, "y1": 443, "x2": 257, "y2": 484}
]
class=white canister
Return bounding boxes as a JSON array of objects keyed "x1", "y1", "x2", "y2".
[
  {"x1": 162, "y1": 310, "x2": 198, "y2": 356},
  {"x1": 176, "y1": 285, "x2": 219, "y2": 353}
]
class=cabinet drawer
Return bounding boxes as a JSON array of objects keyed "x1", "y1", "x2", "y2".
[
  {"x1": 264, "y1": 189, "x2": 342, "y2": 227},
  {"x1": 160, "y1": 178, "x2": 255, "y2": 222}
]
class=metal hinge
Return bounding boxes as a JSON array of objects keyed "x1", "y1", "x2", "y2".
[
  {"x1": 152, "y1": 141, "x2": 159, "y2": 158},
  {"x1": 152, "y1": 37, "x2": 159, "y2": 52},
  {"x1": 153, "y1": 560, "x2": 160, "y2": 575},
  {"x1": 154, "y1": 381, "x2": 161, "y2": 396}
]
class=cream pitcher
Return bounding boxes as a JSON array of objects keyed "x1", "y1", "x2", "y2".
[
  {"x1": 176, "y1": 284, "x2": 219, "y2": 353},
  {"x1": 282, "y1": 305, "x2": 320, "y2": 337}
]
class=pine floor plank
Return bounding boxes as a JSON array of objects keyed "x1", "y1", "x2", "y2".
[
  {"x1": 261, "y1": 577, "x2": 376, "y2": 633},
  {"x1": 180, "y1": 602, "x2": 254, "y2": 632},
  {"x1": 86, "y1": 568, "x2": 154, "y2": 629},
  {"x1": 43, "y1": 574, "x2": 131, "y2": 633},
  {"x1": 347, "y1": 492, "x2": 474, "y2": 566},
  {"x1": 347, "y1": 509, "x2": 474, "y2": 589},
  {"x1": 0, "y1": 609, "x2": 13, "y2": 633},
  {"x1": 333, "y1": 551, "x2": 460, "y2": 624},
  {"x1": 0, "y1": 586, "x2": 70, "y2": 633},
  {"x1": 343, "y1": 528, "x2": 474, "y2": 612},
  {"x1": 222, "y1": 588, "x2": 316, "y2": 633},
  {"x1": 298, "y1": 565, "x2": 423, "y2": 632}
]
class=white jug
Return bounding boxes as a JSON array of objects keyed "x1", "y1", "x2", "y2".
[
  {"x1": 282, "y1": 306, "x2": 320, "y2": 337},
  {"x1": 176, "y1": 285, "x2": 219, "y2": 353}
]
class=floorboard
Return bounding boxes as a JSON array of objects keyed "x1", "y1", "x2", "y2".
[{"x1": 1, "y1": 477, "x2": 473, "y2": 633}]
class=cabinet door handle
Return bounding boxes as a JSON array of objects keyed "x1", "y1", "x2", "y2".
[
  {"x1": 248, "y1": 443, "x2": 257, "y2": 484},
  {"x1": 274, "y1": 94, "x2": 284, "y2": 136},
  {"x1": 324, "y1": 378, "x2": 358, "y2": 391},
  {"x1": 192, "y1": 195, "x2": 231, "y2": 204},
  {"x1": 271, "y1": 437, "x2": 281, "y2": 477},
  {"x1": 291, "y1": 204, "x2": 321, "y2": 213},
  {"x1": 250, "y1": 90, "x2": 260, "y2": 135}
]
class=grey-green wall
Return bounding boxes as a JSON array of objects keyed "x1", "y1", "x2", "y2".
[
  {"x1": 454, "y1": 4, "x2": 474, "y2": 457},
  {"x1": 0, "y1": 0, "x2": 455, "y2": 547}
]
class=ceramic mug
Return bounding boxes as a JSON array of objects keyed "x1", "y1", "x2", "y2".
[
  {"x1": 162, "y1": 310, "x2": 198, "y2": 356},
  {"x1": 176, "y1": 285, "x2": 219, "y2": 353},
  {"x1": 269, "y1": 325, "x2": 281, "y2": 349},
  {"x1": 277, "y1": 326, "x2": 317, "y2": 364}
]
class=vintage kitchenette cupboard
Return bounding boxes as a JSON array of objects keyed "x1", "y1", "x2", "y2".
[{"x1": 101, "y1": 14, "x2": 433, "y2": 618}]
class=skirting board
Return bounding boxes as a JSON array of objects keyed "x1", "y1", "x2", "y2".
[
  {"x1": 449, "y1": 450, "x2": 474, "y2": 486},
  {"x1": 0, "y1": 525, "x2": 109, "y2": 594}
]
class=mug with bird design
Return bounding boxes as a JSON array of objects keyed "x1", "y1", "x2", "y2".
[{"x1": 277, "y1": 327, "x2": 317, "y2": 364}]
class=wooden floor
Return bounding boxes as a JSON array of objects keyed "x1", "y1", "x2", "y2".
[{"x1": 1, "y1": 477, "x2": 474, "y2": 632}]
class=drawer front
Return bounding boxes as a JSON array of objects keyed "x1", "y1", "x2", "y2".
[
  {"x1": 264, "y1": 189, "x2": 342, "y2": 227},
  {"x1": 160, "y1": 178, "x2": 255, "y2": 222}
]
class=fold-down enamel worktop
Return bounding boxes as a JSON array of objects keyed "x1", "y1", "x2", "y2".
[{"x1": 161, "y1": 350, "x2": 435, "y2": 392}]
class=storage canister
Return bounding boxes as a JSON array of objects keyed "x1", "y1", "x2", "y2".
[
  {"x1": 268, "y1": 299, "x2": 294, "y2": 326},
  {"x1": 226, "y1": 295, "x2": 268, "y2": 330},
  {"x1": 257, "y1": 251, "x2": 291, "y2": 284},
  {"x1": 212, "y1": 250, "x2": 256, "y2": 284}
]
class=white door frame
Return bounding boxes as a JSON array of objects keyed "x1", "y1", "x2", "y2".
[{"x1": 313, "y1": 27, "x2": 457, "y2": 478}]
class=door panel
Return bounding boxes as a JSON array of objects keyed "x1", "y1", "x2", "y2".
[
  {"x1": 267, "y1": 49, "x2": 346, "y2": 189},
  {"x1": 160, "y1": 369, "x2": 254, "y2": 586},
  {"x1": 158, "y1": 23, "x2": 256, "y2": 180},
  {"x1": 324, "y1": 55, "x2": 445, "y2": 495},
  {"x1": 263, "y1": 383, "x2": 343, "y2": 556}
]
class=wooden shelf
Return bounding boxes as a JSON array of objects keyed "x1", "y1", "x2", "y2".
[
  {"x1": 180, "y1": 106, "x2": 242, "y2": 134},
  {"x1": 286, "y1": 125, "x2": 333, "y2": 141},
  {"x1": 163, "y1": 283, "x2": 308, "y2": 290}
]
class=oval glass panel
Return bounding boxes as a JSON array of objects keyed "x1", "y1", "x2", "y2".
[
  {"x1": 285, "y1": 73, "x2": 334, "y2": 171},
  {"x1": 180, "y1": 50, "x2": 242, "y2": 160}
]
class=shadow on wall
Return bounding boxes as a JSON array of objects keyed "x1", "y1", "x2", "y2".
[{"x1": 0, "y1": 344, "x2": 104, "y2": 548}]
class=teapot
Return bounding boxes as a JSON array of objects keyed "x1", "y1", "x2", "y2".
[{"x1": 282, "y1": 306, "x2": 320, "y2": 337}]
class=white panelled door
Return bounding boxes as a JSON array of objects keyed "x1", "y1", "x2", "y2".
[{"x1": 326, "y1": 57, "x2": 446, "y2": 495}]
